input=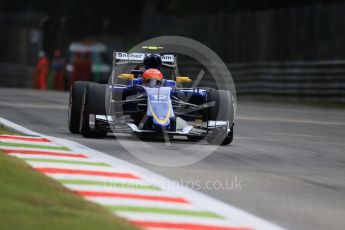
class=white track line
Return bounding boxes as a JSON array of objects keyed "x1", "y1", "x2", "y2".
[
  {"x1": 11, "y1": 154, "x2": 106, "y2": 163},
  {"x1": 65, "y1": 185, "x2": 177, "y2": 197},
  {"x1": 85, "y1": 197, "x2": 201, "y2": 210},
  {"x1": 0, "y1": 134, "x2": 48, "y2": 140},
  {"x1": 0, "y1": 139, "x2": 58, "y2": 147},
  {"x1": 115, "y1": 212, "x2": 234, "y2": 225},
  {"x1": 26, "y1": 162, "x2": 127, "y2": 172},
  {"x1": 47, "y1": 174, "x2": 152, "y2": 184},
  {"x1": 0, "y1": 146, "x2": 75, "y2": 153}
]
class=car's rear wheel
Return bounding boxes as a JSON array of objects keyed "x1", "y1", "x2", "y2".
[
  {"x1": 80, "y1": 83, "x2": 107, "y2": 138},
  {"x1": 68, "y1": 81, "x2": 89, "y2": 134},
  {"x1": 206, "y1": 89, "x2": 234, "y2": 145}
]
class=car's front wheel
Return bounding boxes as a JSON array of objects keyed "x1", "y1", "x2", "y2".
[
  {"x1": 206, "y1": 89, "x2": 234, "y2": 146},
  {"x1": 80, "y1": 83, "x2": 107, "y2": 138},
  {"x1": 68, "y1": 81, "x2": 89, "y2": 134}
]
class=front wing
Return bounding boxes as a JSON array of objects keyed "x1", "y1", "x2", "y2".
[{"x1": 93, "y1": 115, "x2": 230, "y2": 136}]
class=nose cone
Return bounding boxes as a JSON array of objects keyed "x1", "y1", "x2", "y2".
[{"x1": 145, "y1": 87, "x2": 174, "y2": 127}]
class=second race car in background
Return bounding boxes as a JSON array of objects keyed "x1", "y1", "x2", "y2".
[{"x1": 66, "y1": 41, "x2": 111, "y2": 83}]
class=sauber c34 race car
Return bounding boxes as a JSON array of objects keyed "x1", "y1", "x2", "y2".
[{"x1": 68, "y1": 49, "x2": 235, "y2": 145}]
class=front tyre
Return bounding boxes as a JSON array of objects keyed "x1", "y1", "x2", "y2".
[
  {"x1": 80, "y1": 83, "x2": 107, "y2": 138},
  {"x1": 206, "y1": 90, "x2": 234, "y2": 146},
  {"x1": 68, "y1": 81, "x2": 89, "y2": 134}
]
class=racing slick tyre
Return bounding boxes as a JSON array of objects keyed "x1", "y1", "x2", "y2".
[
  {"x1": 206, "y1": 90, "x2": 234, "y2": 145},
  {"x1": 68, "y1": 81, "x2": 89, "y2": 134},
  {"x1": 80, "y1": 83, "x2": 107, "y2": 138}
]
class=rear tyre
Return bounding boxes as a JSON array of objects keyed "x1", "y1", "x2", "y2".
[
  {"x1": 68, "y1": 81, "x2": 89, "y2": 134},
  {"x1": 80, "y1": 83, "x2": 107, "y2": 138},
  {"x1": 206, "y1": 90, "x2": 234, "y2": 145}
]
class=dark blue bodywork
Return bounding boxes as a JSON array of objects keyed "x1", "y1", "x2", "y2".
[{"x1": 111, "y1": 78, "x2": 208, "y2": 130}]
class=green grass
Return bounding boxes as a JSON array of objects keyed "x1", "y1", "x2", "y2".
[
  {"x1": 0, "y1": 124, "x2": 21, "y2": 135},
  {"x1": 0, "y1": 126, "x2": 138, "y2": 230}
]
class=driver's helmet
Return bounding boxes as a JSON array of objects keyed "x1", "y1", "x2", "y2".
[
  {"x1": 143, "y1": 54, "x2": 162, "y2": 70},
  {"x1": 142, "y1": 69, "x2": 163, "y2": 87}
]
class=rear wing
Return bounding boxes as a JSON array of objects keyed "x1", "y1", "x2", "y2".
[{"x1": 113, "y1": 52, "x2": 176, "y2": 68}]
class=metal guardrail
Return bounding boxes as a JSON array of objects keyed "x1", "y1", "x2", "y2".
[
  {"x1": 180, "y1": 61, "x2": 345, "y2": 102},
  {"x1": 0, "y1": 61, "x2": 344, "y2": 102},
  {"x1": 0, "y1": 63, "x2": 33, "y2": 88},
  {"x1": 229, "y1": 61, "x2": 345, "y2": 101}
]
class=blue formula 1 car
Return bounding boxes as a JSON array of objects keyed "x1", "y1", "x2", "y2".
[{"x1": 68, "y1": 49, "x2": 234, "y2": 145}]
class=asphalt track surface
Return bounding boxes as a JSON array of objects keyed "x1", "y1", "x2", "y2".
[{"x1": 1, "y1": 87, "x2": 345, "y2": 230}]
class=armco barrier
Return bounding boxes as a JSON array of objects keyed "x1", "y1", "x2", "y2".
[
  {"x1": 230, "y1": 61, "x2": 345, "y2": 101},
  {"x1": 0, "y1": 63, "x2": 33, "y2": 88},
  {"x1": 1, "y1": 60, "x2": 345, "y2": 102},
  {"x1": 180, "y1": 60, "x2": 345, "y2": 102}
]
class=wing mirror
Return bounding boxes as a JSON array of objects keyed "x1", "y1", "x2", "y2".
[
  {"x1": 176, "y1": 76, "x2": 192, "y2": 83},
  {"x1": 118, "y1": 74, "x2": 134, "y2": 80}
]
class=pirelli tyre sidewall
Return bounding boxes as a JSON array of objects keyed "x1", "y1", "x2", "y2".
[
  {"x1": 80, "y1": 83, "x2": 107, "y2": 138},
  {"x1": 207, "y1": 89, "x2": 234, "y2": 145},
  {"x1": 68, "y1": 81, "x2": 89, "y2": 134}
]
